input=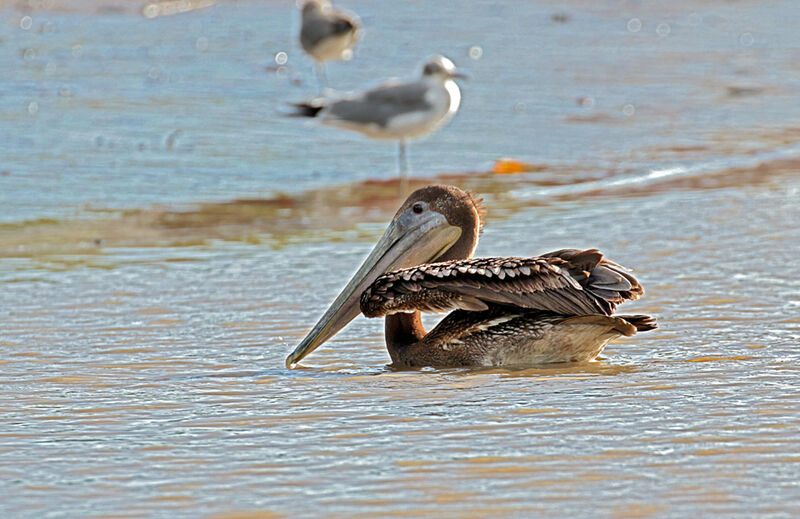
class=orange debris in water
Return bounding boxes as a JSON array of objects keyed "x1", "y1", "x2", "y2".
[{"x1": 492, "y1": 158, "x2": 544, "y2": 174}]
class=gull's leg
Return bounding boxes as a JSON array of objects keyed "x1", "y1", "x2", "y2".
[
  {"x1": 398, "y1": 139, "x2": 409, "y2": 194},
  {"x1": 314, "y1": 62, "x2": 329, "y2": 94},
  {"x1": 397, "y1": 139, "x2": 408, "y2": 177}
]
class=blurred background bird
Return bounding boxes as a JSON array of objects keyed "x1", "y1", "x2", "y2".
[
  {"x1": 299, "y1": 0, "x2": 360, "y2": 92},
  {"x1": 290, "y1": 55, "x2": 466, "y2": 185}
]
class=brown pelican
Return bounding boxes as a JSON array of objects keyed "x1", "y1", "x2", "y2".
[{"x1": 286, "y1": 185, "x2": 656, "y2": 368}]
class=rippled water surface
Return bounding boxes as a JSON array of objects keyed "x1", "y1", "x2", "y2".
[{"x1": 1, "y1": 0, "x2": 799, "y2": 517}]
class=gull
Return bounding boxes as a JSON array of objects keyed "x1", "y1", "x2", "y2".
[
  {"x1": 290, "y1": 55, "x2": 466, "y2": 181},
  {"x1": 299, "y1": 0, "x2": 360, "y2": 90}
]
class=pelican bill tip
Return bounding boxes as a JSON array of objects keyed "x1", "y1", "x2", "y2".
[{"x1": 285, "y1": 352, "x2": 301, "y2": 369}]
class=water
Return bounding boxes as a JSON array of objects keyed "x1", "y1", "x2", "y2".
[{"x1": 1, "y1": 0, "x2": 799, "y2": 517}]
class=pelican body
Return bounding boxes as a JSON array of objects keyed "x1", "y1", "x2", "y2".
[{"x1": 287, "y1": 185, "x2": 656, "y2": 369}]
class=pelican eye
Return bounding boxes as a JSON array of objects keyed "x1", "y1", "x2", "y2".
[{"x1": 412, "y1": 202, "x2": 425, "y2": 214}]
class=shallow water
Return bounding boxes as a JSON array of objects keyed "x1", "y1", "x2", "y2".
[{"x1": 1, "y1": 1, "x2": 800, "y2": 517}]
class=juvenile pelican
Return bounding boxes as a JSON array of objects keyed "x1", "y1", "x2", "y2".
[{"x1": 287, "y1": 185, "x2": 656, "y2": 369}]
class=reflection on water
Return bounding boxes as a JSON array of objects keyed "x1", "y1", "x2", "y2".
[{"x1": 1, "y1": 0, "x2": 800, "y2": 517}]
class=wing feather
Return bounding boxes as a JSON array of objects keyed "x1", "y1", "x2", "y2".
[
  {"x1": 321, "y1": 81, "x2": 431, "y2": 128},
  {"x1": 360, "y1": 250, "x2": 644, "y2": 318}
]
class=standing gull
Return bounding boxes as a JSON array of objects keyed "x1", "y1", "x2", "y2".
[
  {"x1": 299, "y1": 0, "x2": 360, "y2": 91},
  {"x1": 291, "y1": 55, "x2": 465, "y2": 180}
]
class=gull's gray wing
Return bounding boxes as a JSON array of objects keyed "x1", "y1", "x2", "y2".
[
  {"x1": 301, "y1": 13, "x2": 356, "y2": 50},
  {"x1": 324, "y1": 81, "x2": 432, "y2": 127}
]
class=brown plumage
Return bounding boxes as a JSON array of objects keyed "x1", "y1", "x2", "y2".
[
  {"x1": 361, "y1": 251, "x2": 643, "y2": 319},
  {"x1": 385, "y1": 309, "x2": 656, "y2": 367},
  {"x1": 286, "y1": 184, "x2": 657, "y2": 369}
]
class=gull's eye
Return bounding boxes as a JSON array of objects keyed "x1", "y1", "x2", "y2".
[{"x1": 412, "y1": 202, "x2": 425, "y2": 214}]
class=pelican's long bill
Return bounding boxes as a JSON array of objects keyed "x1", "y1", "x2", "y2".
[{"x1": 286, "y1": 209, "x2": 462, "y2": 368}]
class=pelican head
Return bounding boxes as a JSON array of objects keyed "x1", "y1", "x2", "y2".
[{"x1": 286, "y1": 185, "x2": 484, "y2": 368}]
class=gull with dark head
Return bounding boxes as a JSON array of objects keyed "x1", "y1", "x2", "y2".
[
  {"x1": 287, "y1": 185, "x2": 657, "y2": 369},
  {"x1": 290, "y1": 55, "x2": 466, "y2": 180},
  {"x1": 299, "y1": 0, "x2": 360, "y2": 90}
]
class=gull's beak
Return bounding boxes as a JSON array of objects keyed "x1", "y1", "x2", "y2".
[
  {"x1": 450, "y1": 72, "x2": 469, "y2": 80},
  {"x1": 286, "y1": 210, "x2": 462, "y2": 368}
]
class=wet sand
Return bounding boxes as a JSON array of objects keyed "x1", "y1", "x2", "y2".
[{"x1": 1, "y1": 149, "x2": 798, "y2": 260}]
